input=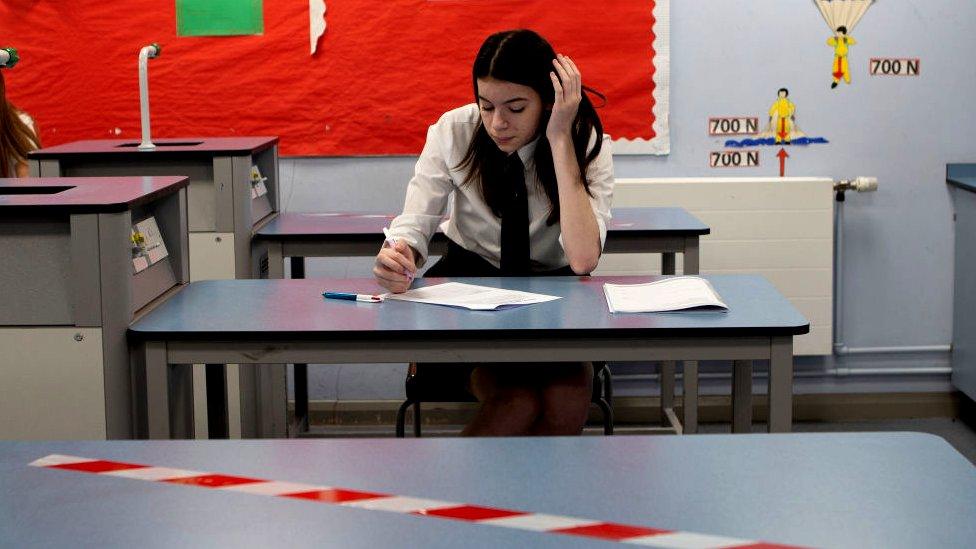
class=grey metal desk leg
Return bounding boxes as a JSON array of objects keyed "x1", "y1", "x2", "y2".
[
  {"x1": 172, "y1": 364, "x2": 196, "y2": 439},
  {"x1": 252, "y1": 243, "x2": 288, "y2": 437},
  {"x1": 684, "y1": 237, "x2": 700, "y2": 275},
  {"x1": 682, "y1": 361, "x2": 699, "y2": 434},
  {"x1": 658, "y1": 253, "x2": 677, "y2": 431},
  {"x1": 144, "y1": 341, "x2": 171, "y2": 439},
  {"x1": 662, "y1": 252, "x2": 676, "y2": 276},
  {"x1": 677, "y1": 240, "x2": 700, "y2": 434},
  {"x1": 732, "y1": 360, "x2": 753, "y2": 433},
  {"x1": 257, "y1": 363, "x2": 288, "y2": 438},
  {"x1": 291, "y1": 257, "x2": 309, "y2": 434},
  {"x1": 660, "y1": 361, "x2": 678, "y2": 431},
  {"x1": 768, "y1": 336, "x2": 794, "y2": 433},
  {"x1": 267, "y1": 242, "x2": 284, "y2": 279}
]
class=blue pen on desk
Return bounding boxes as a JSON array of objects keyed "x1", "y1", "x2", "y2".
[
  {"x1": 382, "y1": 227, "x2": 416, "y2": 280},
  {"x1": 323, "y1": 292, "x2": 383, "y2": 303}
]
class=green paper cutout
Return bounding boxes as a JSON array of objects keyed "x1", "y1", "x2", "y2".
[{"x1": 176, "y1": 0, "x2": 264, "y2": 37}]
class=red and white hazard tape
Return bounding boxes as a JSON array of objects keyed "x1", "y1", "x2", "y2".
[{"x1": 31, "y1": 454, "x2": 804, "y2": 548}]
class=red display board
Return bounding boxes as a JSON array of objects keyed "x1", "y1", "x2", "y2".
[{"x1": 1, "y1": 1, "x2": 664, "y2": 156}]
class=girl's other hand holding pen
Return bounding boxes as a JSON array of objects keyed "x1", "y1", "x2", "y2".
[{"x1": 374, "y1": 237, "x2": 417, "y2": 293}]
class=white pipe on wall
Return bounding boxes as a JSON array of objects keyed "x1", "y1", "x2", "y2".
[
  {"x1": 138, "y1": 43, "x2": 161, "y2": 151},
  {"x1": 617, "y1": 366, "x2": 952, "y2": 382}
]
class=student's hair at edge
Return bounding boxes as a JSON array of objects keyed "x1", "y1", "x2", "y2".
[
  {"x1": 837, "y1": 25, "x2": 847, "y2": 35},
  {"x1": 457, "y1": 29, "x2": 605, "y2": 226},
  {"x1": 0, "y1": 70, "x2": 41, "y2": 177}
]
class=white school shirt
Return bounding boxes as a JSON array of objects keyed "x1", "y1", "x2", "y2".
[
  {"x1": 4, "y1": 112, "x2": 37, "y2": 177},
  {"x1": 388, "y1": 103, "x2": 614, "y2": 270}
]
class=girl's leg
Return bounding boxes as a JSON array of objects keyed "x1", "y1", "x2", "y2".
[
  {"x1": 530, "y1": 362, "x2": 594, "y2": 436},
  {"x1": 462, "y1": 364, "x2": 541, "y2": 436}
]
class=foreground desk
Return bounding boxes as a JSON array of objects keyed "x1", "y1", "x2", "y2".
[
  {"x1": 3, "y1": 434, "x2": 974, "y2": 548},
  {"x1": 128, "y1": 275, "x2": 807, "y2": 439},
  {"x1": 254, "y1": 207, "x2": 711, "y2": 434}
]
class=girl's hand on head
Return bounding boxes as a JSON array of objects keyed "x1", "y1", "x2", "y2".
[
  {"x1": 546, "y1": 54, "x2": 582, "y2": 143},
  {"x1": 373, "y1": 240, "x2": 417, "y2": 293}
]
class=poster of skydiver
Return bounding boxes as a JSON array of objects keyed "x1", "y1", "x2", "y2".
[
  {"x1": 815, "y1": 0, "x2": 875, "y2": 89},
  {"x1": 724, "y1": 88, "x2": 828, "y2": 148}
]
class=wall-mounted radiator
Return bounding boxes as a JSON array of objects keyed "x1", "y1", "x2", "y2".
[{"x1": 596, "y1": 177, "x2": 834, "y2": 355}]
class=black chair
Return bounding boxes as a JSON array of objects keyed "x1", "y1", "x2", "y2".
[{"x1": 395, "y1": 362, "x2": 614, "y2": 437}]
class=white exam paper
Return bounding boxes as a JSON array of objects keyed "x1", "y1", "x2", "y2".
[
  {"x1": 385, "y1": 282, "x2": 560, "y2": 311},
  {"x1": 604, "y1": 277, "x2": 728, "y2": 313}
]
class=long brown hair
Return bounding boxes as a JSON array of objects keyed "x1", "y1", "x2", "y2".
[
  {"x1": 457, "y1": 29, "x2": 605, "y2": 225},
  {"x1": 0, "y1": 70, "x2": 41, "y2": 177}
]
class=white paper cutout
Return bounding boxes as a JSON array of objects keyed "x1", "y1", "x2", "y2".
[{"x1": 310, "y1": 0, "x2": 327, "y2": 55}]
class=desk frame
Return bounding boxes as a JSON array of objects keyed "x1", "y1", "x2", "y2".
[{"x1": 135, "y1": 333, "x2": 793, "y2": 439}]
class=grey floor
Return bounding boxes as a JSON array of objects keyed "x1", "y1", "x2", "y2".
[{"x1": 308, "y1": 417, "x2": 976, "y2": 466}]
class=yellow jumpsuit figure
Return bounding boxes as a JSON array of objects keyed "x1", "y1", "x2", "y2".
[
  {"x1": 768, "y1": 88, "x2": 795, "y2": 144},
  {"x1": 828, "y1": 26, "x2": 856, "y2": 88}
]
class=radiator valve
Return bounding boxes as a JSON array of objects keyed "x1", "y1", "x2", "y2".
[{"x1": 835, "y1": 176, "x2": 878, "y2": 201}]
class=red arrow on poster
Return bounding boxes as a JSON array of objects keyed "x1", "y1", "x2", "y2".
[{"x1": 777, "y1": 148, "x2": 790, "y2": 177}]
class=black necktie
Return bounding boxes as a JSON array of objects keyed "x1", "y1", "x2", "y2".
[{"x1": 499, "y1": 153, "x2": 530, "y2": 275}]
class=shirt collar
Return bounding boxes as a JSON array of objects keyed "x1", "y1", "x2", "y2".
[{"x1": 515, "y1": 137, "x2": 539, "y2": 166}]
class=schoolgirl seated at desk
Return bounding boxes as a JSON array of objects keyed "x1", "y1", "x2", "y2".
[{"x1": 374, "y1": 29, "x2": 614, "y2": 436}]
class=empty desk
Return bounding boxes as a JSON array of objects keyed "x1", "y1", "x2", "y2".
[
  {"x1": 254, "y1": 207, "x2": 709, "y2": 277},
  {"x1": 3, "y1": 433, "x2": 974, "y2": 547}
]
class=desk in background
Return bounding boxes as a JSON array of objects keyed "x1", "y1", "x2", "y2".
[
  {"x1": 29, "y1": 137, "x2": 281, "y2": 440},
  {"x1": 947, "y1": 165, "x2": 976, "y2": 403},
  {"x1": 253, "y1": 207, "x2": 709, "y2": 276},
  {"x1": 2, "y1": 433, "x2": 974, "y2": 548},
  {"x1": 0, "y1": 176, "x2": 188, "y2": 439},
  {"x1": 127, "y1": 275, "x2": 807, "y2": 440},
  {"x1": 253, "y1": 207, "x2": 710, "y2": 434}
]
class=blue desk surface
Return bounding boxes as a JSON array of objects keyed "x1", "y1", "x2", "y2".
[
  {"x1": 1, "y1": 434, "x2": 973, "y2": 548},
  {"x1": 254, "y1": 207, "x2": 710, "y2": 240},
  {"x1": 947, "y1": 176, "x2": 976, "y2": 194},
  {"x1": 128, "y1": 275, "x2": 808, "y2": 340},
  {"x1": 0, "y1": 176, "x2": 188, "y2": 213}
]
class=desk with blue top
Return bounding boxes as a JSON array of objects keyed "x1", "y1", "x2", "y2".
[
  {"x1": 947, "y1": 164, "x2": 976, "y2": 402},
  {"x1": 2, "y1": 433, "x2": 974, "y2": 548},
  {"x1": 253, "y1": 207, "x2": 710, "y2": 276},
  {"x1": 253, "y1": 207, "x2": 711, "y2": 435},
  {"x1": 128, "y1": 275, "x2": 807, "y2": 440}
]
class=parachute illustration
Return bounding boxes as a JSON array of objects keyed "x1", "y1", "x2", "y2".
[
  {"x1": 814, "y1": 0, "x2": 875, "y2": 33},
  {"x1": 815, "y1": 0, "x2": 876, "y2": 88}
]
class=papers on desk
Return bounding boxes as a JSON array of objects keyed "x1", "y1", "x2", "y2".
[
  {"x1": 603, "y1": 276, "x2": 728, "y2": 313},
  {"x1": 384, "y1": 282, "x2": 560, "y2": 311}
]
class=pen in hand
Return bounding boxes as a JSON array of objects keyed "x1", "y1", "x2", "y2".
[{"x1": 382, "y1": 227, "x2": 416, "y2": 280}]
